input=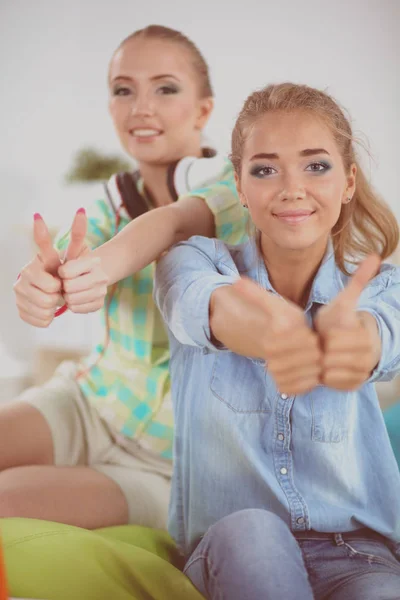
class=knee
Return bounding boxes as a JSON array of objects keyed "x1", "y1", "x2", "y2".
[
  {"x1": 212, "y1": 508, "x2": 289, "y2": 539},
  {"x1": 0, "y1": 468, "x2": 29, "y2": 517},
  {"x1": 205, "y1": 509, "x2": 291, "y2": 559}
]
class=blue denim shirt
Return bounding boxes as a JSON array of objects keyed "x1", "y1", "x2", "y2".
[{"x1": 155, "y1": 236, "x2": 400, "y2": 558}]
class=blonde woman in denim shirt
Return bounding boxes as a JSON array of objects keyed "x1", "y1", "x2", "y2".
[{"x1": 155, "y1": 83, "x2": 400, "y2": 599}]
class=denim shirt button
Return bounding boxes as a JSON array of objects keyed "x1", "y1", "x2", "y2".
[
  {"x1": 277, "y1": 434, "x2": 284, "y2": 441},
  {"x1": 280, "y1": 467, "x2": 288, "y2": 475},
  {"x1": 296, "y1": 517, "x2": 305, "y2": 525},
  {"x1": 281, "y1": 393, "x2": 288, "y2": 400}
]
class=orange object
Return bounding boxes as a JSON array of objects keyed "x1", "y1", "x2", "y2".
[{"x1": 0, "y1": 534, "x2": 8, "y2": 600}]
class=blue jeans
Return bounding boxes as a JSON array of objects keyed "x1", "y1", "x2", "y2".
[{"x1": 184, "y1": 509, "x2": 400, "y2": 599}]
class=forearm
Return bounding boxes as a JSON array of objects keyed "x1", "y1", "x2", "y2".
[
  {"x1": 210, "y1": 285, "x2": 269, "y2": 359},
  {"x1": 92, "y1": 206, "x2": 182, "y2": 285}
]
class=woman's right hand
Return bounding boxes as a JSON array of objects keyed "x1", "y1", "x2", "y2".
[
  {"x1": 14, "y1": 209, "x2": 94, "y2": 327},
  {"x1": 13, "y1": 214, "x2": 64, "y2": 328},
  {"x1": 233, "y1": 278, "x2": 322, "y2": 396}
]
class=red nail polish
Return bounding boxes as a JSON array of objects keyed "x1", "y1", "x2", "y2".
[
  {"x1": 77, "y1": 208, "x2": 86, "y2": 215},
  {"x1": 33, "y1": 213, "x2": 42, "y2": 220}
]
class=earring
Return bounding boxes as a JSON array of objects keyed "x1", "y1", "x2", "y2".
[
  {"x1": 345, "y1": 197, "x2": 352, "y2": 204},
  {"x1": 242, "y1": 204, "x2": 248, "y2": 209}
]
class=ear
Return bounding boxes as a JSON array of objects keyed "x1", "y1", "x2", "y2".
[
  {"x1": 108, "y1": 98, "x2": 115, "y2": 120},
  {"x1": 342, "y1": 163, "x2": 357, "y2": 204},
  {"x1": 195, "y1": 97, "x2": 214, "y2": 130},
  {"x1": 234, "y1": 171, "x2": 247, "y2": 206}
]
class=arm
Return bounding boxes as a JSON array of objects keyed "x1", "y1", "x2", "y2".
[
  {"x1": 155, "y1": 239, "x2": 321, "y2": 394},
  {"x1": 315, "y1": 257, "x2": 400, "y2": 389},
  {"x1": 60, "y1": 162, "x2": 245, "y2": 287},
  {"x1": 91, "y1": 196, "x2": 215, "y2": 285},
  {"x1": 357, "y1": 271, "x2": 400, "y2": 382}
]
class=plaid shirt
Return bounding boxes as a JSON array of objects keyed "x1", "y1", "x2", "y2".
[{"x1": 55, "y1": 161, "x2": 248, "y2": 459}]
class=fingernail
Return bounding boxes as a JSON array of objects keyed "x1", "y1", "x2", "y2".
[
  {"x1": 77, "y1": 208, "x2": 86, "y2": 215},
  {"x1": 33, "y1": 213, "x2": 42, "y2": 221}
]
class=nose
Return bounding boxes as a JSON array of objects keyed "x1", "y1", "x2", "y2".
[
  {"x1": 130, "y1": 89, "x2": 155, "y2": 117},
  {"x1": 278, "y1": 173, "x2": 306, "y2": 202}
]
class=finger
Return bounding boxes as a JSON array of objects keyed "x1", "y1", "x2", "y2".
[
  {"x1": 322, "y1": 369, "x2": 366, "y2": 391},
  {"x1": 334, "y1": 254, "x2": 381, "y2": 312},
  {"x1": 64, "y1": 285, "x2": 107, "y2": 307},
  {"x1": 233, "y1": 278, "x2": 292, "y2": 327},
  {"x1": 33, "y1": 213, "x2": 61, "y2": 275},
  {"x1": 268, "y1": 348, "x2": 322, "y2": 373},
  {"x1": 68, "y1": 299, "x2": 105, "y2": 314},
  {"x1": 265, "y1": 330, "x2": 320, "y2": 358},
  {"x1": 15, "y1": 273, "x2": 62, "y2": 297},
  {"x1": 322, "y1": 329, "x2": 372, "y2": 354},
  {"x1": 323, "y1": 351, "x2": 373, "y2": 372},
  {"x1": 278, "y1": 375, "x2": 320, "y2": 396},
  {"x1": 15, "y1": 285, "x2": 63, "y2": 310},
  {"x1": 269, "y1": 357, "x2": 322, "y2": 380},
  {"x1": 64, "y1": 208, "x2": 88, "y2": 261},
  {"x1": 59, "y1": 256, "x2": 102, "y2": 282},
  {"x1": 16, "y1": 296, "x2": 58, "y2": 321},
  {"x1": 18, "y1": 308, "x2": 55, "y2": 328}
]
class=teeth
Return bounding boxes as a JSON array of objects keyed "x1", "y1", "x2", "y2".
[{"x1": 132, "y1": 129, "x2": 160, "y2": 137}]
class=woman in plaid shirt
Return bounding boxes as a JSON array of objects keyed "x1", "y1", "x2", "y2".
[{"x1": 7, "y1": 25, "x2": 246, "y2": 529}]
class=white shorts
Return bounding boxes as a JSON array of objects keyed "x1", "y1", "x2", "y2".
[{"x1": 18, "y1": 361, "x2": 172, "y2": 528}]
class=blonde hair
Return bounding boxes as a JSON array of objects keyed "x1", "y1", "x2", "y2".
[
  {"x1": 116, "y1": 25, "x2": 213, "y2": 98},
  {"x1": 231, "y1": 83, "x2": 399, "y2": 274}
]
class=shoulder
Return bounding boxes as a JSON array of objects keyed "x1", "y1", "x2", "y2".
[{"x1": 166, "y1": 235, "x2": 251, "y2": 272}]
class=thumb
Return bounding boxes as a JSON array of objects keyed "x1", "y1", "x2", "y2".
[
  {"x1": 334, "y1": 254, "x2": 381, "y2": 312},
  {"x1": 64, "y1": 208, "x2": 88, "y2": 261},
  {"x1": 33, "y1": 213, "x2": 61, "y2": 275}
]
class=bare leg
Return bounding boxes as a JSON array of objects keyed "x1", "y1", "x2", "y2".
[
  {"x1": 0, "y1": 401, "x2": 54, "y2": 469},
  {"x1": 0, "y1": 402, "x2": 128, "y2": 528},
  {"x1": 0, "y1": 466, "x2": 128, "y2": 528}
]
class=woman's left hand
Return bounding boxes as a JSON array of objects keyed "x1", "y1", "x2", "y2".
[
  {"x1": 314, "y1": 255, "x2": 382, "y2": 390},
  {"x1": 58, "y1": 210, "x2": 109, "y2": 314}
]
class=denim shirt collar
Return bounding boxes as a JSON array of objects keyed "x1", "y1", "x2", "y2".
[{"x1": 243, "y1": 237, "x2": 345, "y2": 311}]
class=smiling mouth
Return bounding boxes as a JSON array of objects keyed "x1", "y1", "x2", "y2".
[
  {"x1": 273, "y1": 211, "x2": 315, "y2": 224},
  {"x1": 130, "y1": 128, "x2": 163, "y2": 138}
]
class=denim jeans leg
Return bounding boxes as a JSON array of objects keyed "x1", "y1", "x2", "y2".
[
  {"x1": 184, "y1": 508, "x2": 314, "y2": 600},
  {"x1": 299, "y1": 535, "x2": 400, "y2": 600}
]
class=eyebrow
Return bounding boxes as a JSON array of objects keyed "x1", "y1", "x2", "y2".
[
  {"x1": 111, "y1": 74, "x2": 180, "y2": 83},
  {"x1": 250, "y1": 148, "x2": 330, "y2": 160}
]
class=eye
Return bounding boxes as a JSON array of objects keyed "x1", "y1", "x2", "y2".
[
  {"x1": 305, "y1": 161, "x2": 331, "y2": 173},
  {"x1": 112, "y1": 86, "x2": 132, "y2": 97},
  {"x1": 157, "y1": 85, "x2": 179, "y2": 95},
  {"x1": 250, "y1": 165, "x2": 277, "y2": 178}
]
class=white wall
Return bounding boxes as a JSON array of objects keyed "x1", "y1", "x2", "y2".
[{"x1": 1, "y1": 0, "x2": 399, "y2": 362}]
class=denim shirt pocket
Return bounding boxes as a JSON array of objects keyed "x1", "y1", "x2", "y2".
[
  {"x1": 310, "y1": 386, "x2": 353, "y2": 443},
  {"x1": 210, "y1": 353, "x2": 273, "y2": 413}
]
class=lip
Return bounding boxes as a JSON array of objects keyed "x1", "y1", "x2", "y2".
[
  {"x1": 129, "y1": 128, "x2": 164, "y2": 142},
  {"x1": 273, "y1": 210, "x2": 315, "y2": 224}
]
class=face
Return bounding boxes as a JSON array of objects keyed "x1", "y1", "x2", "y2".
[
  {"x1": 108, "y1": 37, "x2": 213, "y2": 166},
  {"x1": 236, "y1": 110, "x2": 356, "y2": 257}
]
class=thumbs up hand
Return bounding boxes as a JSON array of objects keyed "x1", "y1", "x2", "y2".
[
  {"x1": 58, "y1": 209, "x2": 109, "y2": 314},
  {"x1": 232, "y1": 278, "x2": 322, "y2": 396},
  {"x1": 14, "y1": 213, "x2": 64, "y2": 327},
  {"x1": 314, "y1": 254, "x2": 382, "y2": 390}
]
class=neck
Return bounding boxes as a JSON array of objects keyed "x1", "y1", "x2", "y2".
[
  {"x1": 138, "y1": 162, "x2": 174, "y2": 208},
  {"x1": 138, "y1": 139, "x2": 204, "y2": 208},
  {"x1": 260, "y1": 234, "x2": 329, "y2": 308}
]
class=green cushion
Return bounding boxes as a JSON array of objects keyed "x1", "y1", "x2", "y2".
[{"x1": 1, "y1": 518, "x2": 203, "y2": 600}]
